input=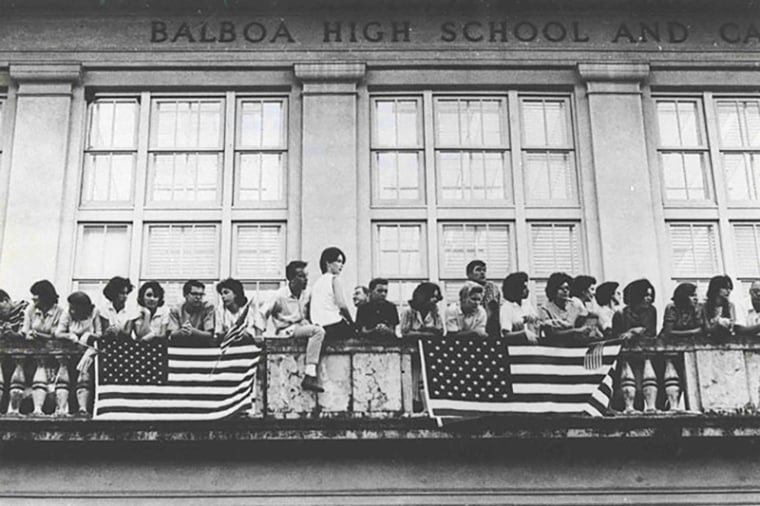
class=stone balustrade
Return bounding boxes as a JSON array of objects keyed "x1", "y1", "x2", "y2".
[{"x1": 1, "y1": 334, "x2": 760, "y2": 421}]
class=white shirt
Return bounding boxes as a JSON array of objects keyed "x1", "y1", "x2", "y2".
[
  {"x1": 145, "y1": 305, "x2": 170, "y2": 336},
  {"x1": 310, "y1": 273, "x2": 342, "y2": 326},
  {"x1": 100, "y1": 302, "x2": 141, "y2": 333},
  {"x1": 500, "y1": 299, "x2": 537, "y2": 332}
]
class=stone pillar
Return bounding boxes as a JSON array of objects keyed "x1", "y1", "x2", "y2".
[
  {"x1": 0, "y1": 63, "x2": 81, "y2": 297},
  {"x1": 577, "y1": 63, "x2": 662, "y2": 285},
  {"x1": 294, "y1": 63, "x2": 365, "y2": 287}
]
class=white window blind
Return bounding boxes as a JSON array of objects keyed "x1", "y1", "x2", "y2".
[
  {"x1": 733, "y1": 223, "x2": 760, "y2": 278},
  {"x1": 375, "y1": 223, "x2": 426, "y2": 278},
  {"x1": 75, "y1": 224, "x2": 131, "y2": 279},
  {"x1": 668, "y1": 223, "x2": 720, "y2": 278},
  {"x1": 143, "y1": 224, "x2": 218, "y2": 279},
  {"x1": 233, "y1": 224, "x2": 285, "y2": 279},
  {"x1": 529, "y1": 223, "x2": 583, "y2": 277},
  {"x1": 440, "y1": 223, "x2": 511, "y2": 279}
]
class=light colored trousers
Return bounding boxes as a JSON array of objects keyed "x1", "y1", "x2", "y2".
[{"x1": 289, "y1": 324, "x2": 326, "y2": 366}]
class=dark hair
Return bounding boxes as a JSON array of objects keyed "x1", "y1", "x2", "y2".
[
  {"x1": 545, "y1": 272, "x2": 573, "y2": 300},
  {"x1": 137, "y1": 281, "x2": 165, "y2": 309},
  {"x1": 67, "y1": 291, "x2": 94, "y2": 320},
  {"x1": 672, "y1": 282, "x2": 698, "y2": 310},
  {"x1": 409, "y1": 282, "x2": 442, "y2": 311},
  {"x1": 30, "y1": 280, "x2": 59, "y2": 307},
  {"x1": 466, "y1": 260, "x2": 486, "y2": 277},
  {"x1": 369, "y1": 278, "x2": 389, "y2": 291},
  {"x1": 705, "y1": 275, "x2": 733, "y2": 319},
  {"x1": 182, "y1": 280, "x2": 205, "y2": 297},
  {"x1": 285, "y1": 260, "x2": 308, "y2": 281},
  {"x1": 0, "y1": 289, "x2": 9, "y2": 302},
  {"x1": 595, "y1": 281, "x2": 619, "y2": 307},
  {"x1": 103, "y1": 276, "x2": 133, "y2": 304},
  {"x1": 354, "y1": 285, "x2": 369, "y2": 296},
  {"x1": 319, "y1": 247, "x2": 345, "y2": 273},
  {"x1": 502, "y1": 272, "x2": 529, "y2": 303},
  {"x1": 623, "y1": 278, "x2": 656, "y2": 306},
  {"x1": 570, "y1": 275, "x2": 597, "y2": 299},
  {"x1": 216, "y1": 278, "x2": 248, "y2": 307}
]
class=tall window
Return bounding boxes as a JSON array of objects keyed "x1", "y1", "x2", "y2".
[
  {"x1": 75, "y1": 93, "x2": 289, "y2": 306},
  {"x1": 654, "y1": 93, "x2": 760, "y2": 293},
  {"x1": 370, "y1": 92, "x2": 584, "y2": 305}
]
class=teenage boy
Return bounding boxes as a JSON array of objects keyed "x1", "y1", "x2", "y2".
[
  {"x1": 445, "y1": 282, "x2": 488, "y2": 338},
  {"x1": 169, "y1": 280, "x2": 215, "y2": 345},
  {"x1": 355, "y1": 278, "x2": 399, "y2": 339},
  {"x1": 466, "y1": 260, "x2": 501, "y2": 337},
  {"x1": 260, "y1": 260, "x2": 326, "y2": 393}
]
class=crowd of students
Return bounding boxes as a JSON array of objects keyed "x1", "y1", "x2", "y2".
[{"x1": 1, "y1": 245, "x2": 759, "y2": 405}]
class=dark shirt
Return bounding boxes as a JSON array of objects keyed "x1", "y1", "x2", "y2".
[
  {"x1": 356, "y1": 300, "x2": 400, "y2": 334},
  {"x1": 612, "y1": 305, "x2": 657, "y2": 338},
  {"x1": 0, "y1": 300, "x2": 28, "y2": 334}
]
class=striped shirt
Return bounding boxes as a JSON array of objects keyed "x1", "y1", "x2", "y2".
[{"x1": 0, "y1": 300, "x2": 28, "y2": 333}]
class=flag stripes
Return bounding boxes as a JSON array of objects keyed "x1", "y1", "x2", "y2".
[
  {"x1": 94, "y1": 339, "x2": 260, "y2": 421},
  {"x1": 420, "y1": 337, "x2": 621, "y2": 422}
]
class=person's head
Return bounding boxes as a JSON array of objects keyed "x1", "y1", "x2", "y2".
[
  {"x1": 706, "y1": 275, "x2": 733, "y2": 304},
  {"x1": 0, "y1": 289, "x2": 11, "y2": 316},
  {"x1": 502, "y1": 272, "x2": 529, "y2": 304},
  {"x1": 30, "y1": 280, "x2": 59, "y2": 309},
  {"x1": 216, "y1": 278, "x2": 247, "y2": 309},
  {"x1": 545, "y1": 272, "x2": 573, "y2": 304},
  {"x1": 570, "y1": 275, "x2": 597, "y2": 302},
  {"x1": 459, "y1": 281, "x2": 484, "y2": 314},
  {"x1": 368, "y1": 278, "x2": 389, "y2": 303},
  {"x1": 623, "y1": 279, "x2": 656, "y2": 308},
  {"x1": 103, "y1": 276, "x2": 133, "y2": 307},
  {"x1": 672, "y1": 282, "x2": 699, "y2": 310},
  {"x1": 595, "y1": 281, "x2": 620, "y2": 307},
  {"x1": 137, "y1": 281, "x2": 165, "y2": 311},
  {"x1": 67, "y1": 291, "x2": 94, "y2": 321},
  {"x1": 286, "y1": 260, "x2": 309, "y2": 293},
  {"x1": 353, "y1": 286, "x2": 369, "y2": 307},
  {"x1": 182, "y1": 280, "x2": 206, "y2": 309},
  {"x1": 750, "y1": 281, "x2": 760, "y2": 306},
  {"x1": 410, "y1": 282, "x2": 442, "y2": 312},
  {"x1": 466, "y1": 260, "x2": 487, "y2": 284},
  {"x1": 319, "y1": 247, "x2": 346, "y2": 275}
]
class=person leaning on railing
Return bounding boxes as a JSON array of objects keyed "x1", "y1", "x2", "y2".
[
  {"x1": 612, "y1": 278, "x2": 657, "y2": 341},
  {"x1": 445, "y1": 281, "x2": 488, "y2": 339},
  {"x1": 499, "y1": 272, "x2": 539, "y2": 343},
  {"x1": 135, "y1": 281, "x2": 170, "y2": 342},
  {"x1": 214, "y1": 277, "x2": 263, "y2": 346},
  {"x1": 0, "y1": 289, "x2": 28, "y2": 339},
  {"x1": 701, "y1": 275, "x2": 737, "y2": 339},
  {"x1": 594, "y1": 281, "x2": 621, "y2": 337},
  {"x1": 168, "y1": 280, "x2": 216, "y2": 346},
  {"x1": 21, "y1": 280, "x2": 64, "y2": 341},
  {"x1": 735, "y1": 280, "x2": 760, "y2": 337},
  {"x1": 659, "y1": 282, "x2": 703, "y2": 339},
  {"x1": 100, "y1": 276, "x2": 141, "y2": 341},
  {"x1": 538, "y1": 272, "x2": 598, "y2": 343}
]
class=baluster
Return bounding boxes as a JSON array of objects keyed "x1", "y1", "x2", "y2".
[
  {"x1": 663, "y1": 359, "x2": 681, "y2": 412},
  {"x1": 619, "y1": 360, "x2": 637, "y2": 413},
  {"x1": 54, "y1": 356, "x2": 70, "y2": 417},
  {"x1": 31, "y1": 358, "x2": 47, "y2": 416},
  {"x1": 0, "y1": 361, "x2": 5, "y2": 415},
  {"x1": 642, "y1": 358, "x2": 658, "y2": 413},
  {"x1": 8, "y1": 358, "x2": 26, "y2": 415},
  {"x1": 76, "y1": 363, "x2": 91, "y2": 416}
]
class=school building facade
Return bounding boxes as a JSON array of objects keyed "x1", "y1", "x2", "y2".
[{"x1": 1, "y1": 0, "x2": 760, "y2": 504}]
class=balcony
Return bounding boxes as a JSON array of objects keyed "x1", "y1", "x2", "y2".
[{"x1": 1, "y1": 334, "x2": 760, "y2": 441}]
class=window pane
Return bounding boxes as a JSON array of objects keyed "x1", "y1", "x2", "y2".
[
  {"x1": 376, "y1": 224, "x2": 424, "y2": 277},
  {"x1": 234, "y1": 224, "x2": 285, "y2": 278},
  {"x1": 153, "y1": 99, "x2": 222, "y2": 149},
  {"x1": 89, "y1": 99, "x2": 138, "y2": 149},
  {"x1": 734, "y1": 223, "x2": 760, "y2": 278},
  {"x1": 82, "y1": 154, "x2": 134, "y2": 203},
  {"x1": 717, "y1": 101, "x2": 743, "y2": 148},
  {"x1": 76, "y1": 225, "x2": 130, "y2": 278},
  {"x1": 440, "y1": 223, "x2": 511, "y2": 279},
  {"x1": 669, "y1": 223, "x2": 719, "y2": 277},
  {"x1": 529, "y1": 223, "x2": 582, "y2": 276},
  {"x1": 375, "y1": 99, "x2": 419, "y2": 148},
  {"x1": 522, "y1": 101, "x2": 547, "y2": 146},
  {"x1": 375, "y1": 152, "x2": 421, "y2": 202},
  {"x1": 239, "y1": 100, "x2": 285, "y2": 148},
  {"x1": 143, "y1": 224, "x2": 218, "y2": 279},
  {"x1": 437, "y1": 151, "x2": 507, "y2": 202},
  {"x1": 657, "y1": 100, "x2": 702, "y2": 147},
  {"x1": 678, "y1": 101, "x2": 702, "y2": 146},
  {"x1": 237, "y1": 153, "x2": 284, "y2": 202},
  {"x1": 149, "y1": 153, "x2": 221, "y2": 203},
  {"x1": 436, "y1": 98, "x2": 504, "y2": 147},
  {"x1": 723, "y1": 153, "x2": 752, "y2": 200},
  {"x1": 524, "y1": 152, "x2": 576, "y2": 203}
]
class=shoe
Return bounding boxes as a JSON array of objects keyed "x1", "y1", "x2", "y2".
[{"x1": 301, "y1": 374, "x2": 324, "y2": 393}]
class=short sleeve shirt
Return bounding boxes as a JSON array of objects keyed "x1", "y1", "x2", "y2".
[
  {"x1": 145, "y1": 305, "x2": 171, "y2": 336},
  {"x1": 260, "y1": 285, "x2": 310, "y2": 336},
  {"x1": 100, "y1": 302, "x2": 141, "y2": 334},
  {"x1": 22, "y1": 303, "x2": 64, "y2": 336},
  {"x1": 445, "y1": 303, "x2": 487, "y2": 335},
  {"x1": 399, "y1": 305, "x2": 443, "y2": 335},
  {"x1": 1, "y1": 300, "x2": 28, "y2": 333},
  {"x1": 215, "y1": 301, "x2": 260, "y2": 337},
  {"x1": 500, "y1": 299, "x2": 538, "y2": 333},
  {"x1": 56, "y1": 308, "x2": 102, "y2": 343},
  {"x1": 662, "y1": 303, "x2": 702, "y2": 332},
  {"x1": 356, "y1": 300, "x2": 400, "y2": 331}
]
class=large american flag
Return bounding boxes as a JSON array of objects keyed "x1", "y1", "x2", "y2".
[
  {"x1": 420, "y1": 336, "x2": 621, "y2": 421},
  {"x1": 94, "y1": 337, "x2": 260, "y2": 421}
]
